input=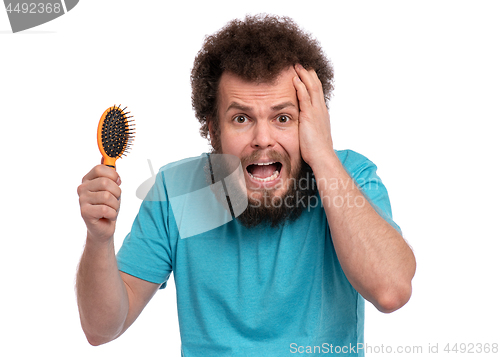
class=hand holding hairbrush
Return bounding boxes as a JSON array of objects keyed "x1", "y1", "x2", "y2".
[{"x1": 97, "y1": 105, "x2": 135, "y2": 169}]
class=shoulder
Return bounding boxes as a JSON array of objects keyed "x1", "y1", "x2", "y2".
[
  {"x1": 158, "y1": 153, "x2": 210, "y2": 173},
  {"x1": 157, "y1": 153, "x2": 211, "y2": 188},
  {"x1": 334, "y1": 149, "x2": 378, "y2": 178}
]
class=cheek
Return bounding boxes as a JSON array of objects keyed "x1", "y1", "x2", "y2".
[
  {"x1": 281, "y1": 132, "x2": 301, "y2": 158},
  {"x1": 220, "y1": 131, "x2": 245, "y2": 155}
]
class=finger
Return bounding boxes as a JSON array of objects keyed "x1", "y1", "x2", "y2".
[
  {"x1": 81, "y1": 177, "x2": 122, "y2": 200},
  {"x1": 82, "y1": 164, "x2": 120, "y2": 184},
  {"x1": 293, "y1": 74, "x2": 312, "y2": 112},
  {"x1": 84, "y1": 204, "x2": 119, "y2": 222},
  {"x1": 80, "y1": 191, "x2": 121, "y2": 212},
  {"x1": 295, "y1": 64, "x2": 326, "y2": 107}
]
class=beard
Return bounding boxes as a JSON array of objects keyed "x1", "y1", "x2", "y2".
[{"x1": 208, "y1": 145, "x2": 318, "y2": 229}]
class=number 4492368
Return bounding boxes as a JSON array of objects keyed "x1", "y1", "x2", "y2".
[
  {"x1": 6, "y1": 3, "x2": 62, "y2": 14},
  {"x1": 444, "y1": 343, "x2": 498, "y2": 354}
]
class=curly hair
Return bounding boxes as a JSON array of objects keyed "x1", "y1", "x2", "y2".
[{"x1": 191, "y1": 14, "x2": 334, "y2": 150}]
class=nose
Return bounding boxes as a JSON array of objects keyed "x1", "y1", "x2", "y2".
[{"x1": 251, "y1": 120, "x2": 276, "y2": 149}]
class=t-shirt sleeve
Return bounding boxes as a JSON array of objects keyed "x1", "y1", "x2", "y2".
[
  {"x1": 116, "y1": 170, "x2": 173, "y2": 289},
  {"x1": 340, "y1": 150, "x2": 402, "y2": 234}
]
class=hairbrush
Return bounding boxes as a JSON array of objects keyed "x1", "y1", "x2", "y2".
[{"x1": 97, "y1": 105, "x2": 135, "y2": 169}]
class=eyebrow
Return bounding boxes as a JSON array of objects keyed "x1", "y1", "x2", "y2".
[
  {"x1": 271, "y1": 101, "x2": 296, "y2": 111},
  {"x1": 225, "y1": 101, "x2": 297, "y2": 113},
  {"x1": 226, "y1": 102, "x2": 252, "y2": 113}
]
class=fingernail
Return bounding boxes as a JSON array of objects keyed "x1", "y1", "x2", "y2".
[
  {"x1": 296, "y1": 63, "x2": 304, "y2": 70},
  {"x1": 117, "y1": 176, "x2": 122, "y2": 185}
]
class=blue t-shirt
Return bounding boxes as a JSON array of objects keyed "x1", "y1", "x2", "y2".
[{"x1": 116, "y1": 150, "x2": 400, "y2": 356}]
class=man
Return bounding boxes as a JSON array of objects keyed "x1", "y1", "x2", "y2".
[{"x1": 76, "y1": 14, "x2": 415, "y2": 356}]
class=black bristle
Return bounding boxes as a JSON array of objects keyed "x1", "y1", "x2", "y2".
[{"x1": 101, "y1": 106, "x2": 135, "y2": 158}]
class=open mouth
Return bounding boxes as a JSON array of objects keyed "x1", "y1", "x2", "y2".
[{"x1": 245, "y1": 161, "x2": 283, "y2": 182}]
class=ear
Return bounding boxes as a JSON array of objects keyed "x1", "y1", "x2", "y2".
[
  {"x1": 207, "y1": 118, "x2": 214, "y2": 146},
  {"x1": 208, "y1": 119, "x2": 214, "y2": 138}
]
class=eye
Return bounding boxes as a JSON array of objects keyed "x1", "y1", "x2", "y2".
[
  {"x1": 233, "y1": 115, "x2": 248, "y2": 124},
  {"x1": 277, "y1": 115, "x2": 291, "y2": 124}
]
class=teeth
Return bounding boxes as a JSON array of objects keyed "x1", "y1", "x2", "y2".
[
  {"x1": 255, "y1": 162, "x2": 276, "y2": 166},
  {"x1": 248, "y1": 170, "x2": 279, "y2": 182}
]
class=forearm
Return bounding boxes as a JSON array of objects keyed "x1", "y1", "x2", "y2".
[
  {"x1": 76, "y1": 233, "x2": 129, "y2": 345},
  {"x1": 312, "y1": 152, "x2": 416, "y2": 313}
]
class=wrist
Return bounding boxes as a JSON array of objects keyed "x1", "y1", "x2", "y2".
[
  {"x1": 307, "y1": 147, "x2": 339, "y2": 173},
  {"x1": 86, "y1": 230, "x2": 115, "y2": 250},
  {"x1": 310, "y1": 151, "x2": 355, "y2": 196}
]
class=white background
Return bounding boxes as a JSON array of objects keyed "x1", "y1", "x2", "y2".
[{"x1": 1, "y1": 1, "x2": 499, "y2": 356}]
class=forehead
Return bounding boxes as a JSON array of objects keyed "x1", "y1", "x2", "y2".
[{"x1": 218, "y1": 67, "x2": 297, "y2": 107}]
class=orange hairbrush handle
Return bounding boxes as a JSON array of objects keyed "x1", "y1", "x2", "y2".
[{"x1": 101, "y1": 156, "x2": 117, "y2": 169}]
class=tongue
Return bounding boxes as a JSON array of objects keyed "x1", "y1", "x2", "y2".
[{"x1": 249, "y1": 163, "x2": 278, "y2": 178}]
